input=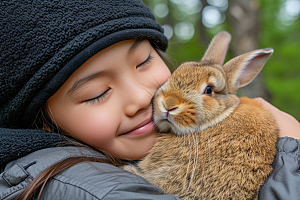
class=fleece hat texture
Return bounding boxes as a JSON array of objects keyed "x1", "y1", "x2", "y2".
[{"x1": 0, "y1": 0, "x2": 168, "y2": 128}]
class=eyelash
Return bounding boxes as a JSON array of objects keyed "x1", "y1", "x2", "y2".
[
  {"x1": 137, "y1": 55, "x2": 153, "y2": 68},
  {"x1": 86, "y1": 89, "x2": 110, "y2": 104},
  {"x1": 85, "y1": 55, "x2": 152, "y2": 104}
]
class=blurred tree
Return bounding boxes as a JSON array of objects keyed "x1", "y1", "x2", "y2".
[
  {"x1": 143, "y1": 0, "x2": 300, "y2": 121},
  {"x1": 226, "y1": 0, "x2": 271, "y2": 100}
]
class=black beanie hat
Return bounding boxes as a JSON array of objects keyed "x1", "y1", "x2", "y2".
[{"x1": 0, "y1": 0, "x2": 168, "y2": 128}]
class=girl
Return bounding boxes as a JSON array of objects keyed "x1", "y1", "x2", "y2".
[{"x1": 0, "y1": 0, "x2": 299, "y2": 199}]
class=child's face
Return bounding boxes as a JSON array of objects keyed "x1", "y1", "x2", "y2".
[{"x1": 47, "y1": 40, "x2": 171, "y2": 160}]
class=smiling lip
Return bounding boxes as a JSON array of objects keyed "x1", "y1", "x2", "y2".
[{"x1": 120, "y1": 118, "x2": 155, "y2": 137}]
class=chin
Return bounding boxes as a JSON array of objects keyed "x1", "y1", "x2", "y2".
[{"x1": 124, "y1": 152, "x2": 148, "y2": 161}]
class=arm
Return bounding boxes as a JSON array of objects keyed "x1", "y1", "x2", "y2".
[
  {"x1": 255, "y1": 98, "x2": 300, "y2": 199},
  {"x1": 259, "y1": 137, "x2": 300, "y2": 199},
  {"x1": 255, "y1": 97, "x2": 300, "y2": 139}
]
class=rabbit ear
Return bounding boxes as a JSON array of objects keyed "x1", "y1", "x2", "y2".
[
  {"x1": 223, "y1": 48, "x2": 274, "y2": 93},
  {"x1": 201, "y1": 31, "x2": 231, "y2": 65}
]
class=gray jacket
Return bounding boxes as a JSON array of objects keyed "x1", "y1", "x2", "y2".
[
  {"x1": 0, "y1": 137, "x2": 299, "y2": 199},
  {"x1": 0, "y1": 146, "x2": 180, "y2": 200}
]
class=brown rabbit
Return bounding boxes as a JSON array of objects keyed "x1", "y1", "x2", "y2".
[{"x1": 123, "y1": 31, "x2": 278, "y2": 200}]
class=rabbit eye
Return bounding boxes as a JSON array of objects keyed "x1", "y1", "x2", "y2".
[{"x1": 204, "y1": 86, "x2": 213, "y2": 95}]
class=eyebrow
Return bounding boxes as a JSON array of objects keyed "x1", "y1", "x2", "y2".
[
  {"x1": 67, "y1": 40, "x2": 146, "y2": 96},
  {"x1": 67, "y1": 70, "x2": 110, "y2": 95},
  {"x1": 127, "y1": 39, "x2": 145, "y2": 57}
]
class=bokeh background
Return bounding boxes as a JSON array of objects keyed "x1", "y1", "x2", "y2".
[{"x1": 143, "y1": 0, "x2": 300, "y2": 121}]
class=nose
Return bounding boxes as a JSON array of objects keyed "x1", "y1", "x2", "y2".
[{"x1": 123, "y1": 81, "x2": 155, "y2": 117}]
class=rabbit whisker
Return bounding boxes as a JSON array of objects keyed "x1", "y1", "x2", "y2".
[
  {"x1": 182, "y1": 134, "x2": 187, "y2": 189},
  {"x1": 185, "y1": 135, "x2": 193, "y2": 192},
  {"x1": 207, "y1": 135, "x2": 211, "y2": 169},
  {"x1": 134, "y1": 77, "x2": 156, "y2": 99},
  {"x1": 178, "y1": 135, "x2": 184, "y2": 160},
  {"x1": 188, "y1": 133, "x2": 197, "y2": 192},
  {"x1": 140, "y1": 71, "x2": 162, "y2": 93},
  {"x1": 146, "y1": 71, "x2": 163, "y2": 90}
]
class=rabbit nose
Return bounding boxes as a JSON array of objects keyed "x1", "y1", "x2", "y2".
[
  {"x1": 164, "y1": 104, "x2": 179, "y2": 112},
  {"x1": 165, "y1": 107, "x2": 178, "y2": 119},
  {"x1": 164, "y1": 95, "x2": 180, "y2": 110},
  {"x1": 162, "y1": 95, "x2": 181, "y2": 119}
]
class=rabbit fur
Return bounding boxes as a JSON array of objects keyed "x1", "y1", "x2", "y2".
[{"x1": 123, "y1": 31, "x2": 278, "y2": 200}]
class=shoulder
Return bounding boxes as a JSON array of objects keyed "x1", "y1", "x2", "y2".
[
  {"x1": 1, "y1": 147, "x2": 178, "y2": 200},
  {"x1": 40, "y1": 160, "x2": 159, "y2": 199},
  {"x1": 0, "y1": 147, "x2": 110, "y2": 199},
  {"x1": 36, "y1": 151, "x2": 178, "y2": 199},
  {"x1": 4, "y1": 146, "x2": 107, "y2": 178}
]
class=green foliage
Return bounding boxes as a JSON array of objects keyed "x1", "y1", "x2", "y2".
[
  {"x1": 144, "y1": 0, "x2": 300, "y2": 120},
  {"x1": 259, "y1": 0, "x2": 300, "y2": 120}
]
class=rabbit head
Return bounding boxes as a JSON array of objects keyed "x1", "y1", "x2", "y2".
[{"x1": 153, "y1": 31, "x2": 274, "y2": 135}]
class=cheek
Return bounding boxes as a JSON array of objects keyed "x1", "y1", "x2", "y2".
[
  {"x1": 202, "y1": 96, "x2": 220, "y2": 117},
  {"x1": 58, "y1": 105, "x2": 119, "y2": 148},
  {"x1": 152, "y1": 63, "x2": 171, "y2": 89}
]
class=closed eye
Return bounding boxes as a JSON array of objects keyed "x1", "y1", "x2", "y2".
[
  {"x1": 137, "y1": 55, "x2": 153, "y2": 68},
  {"x1": 86, "y1": 89, "x2": 110, "y2": 104}
]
